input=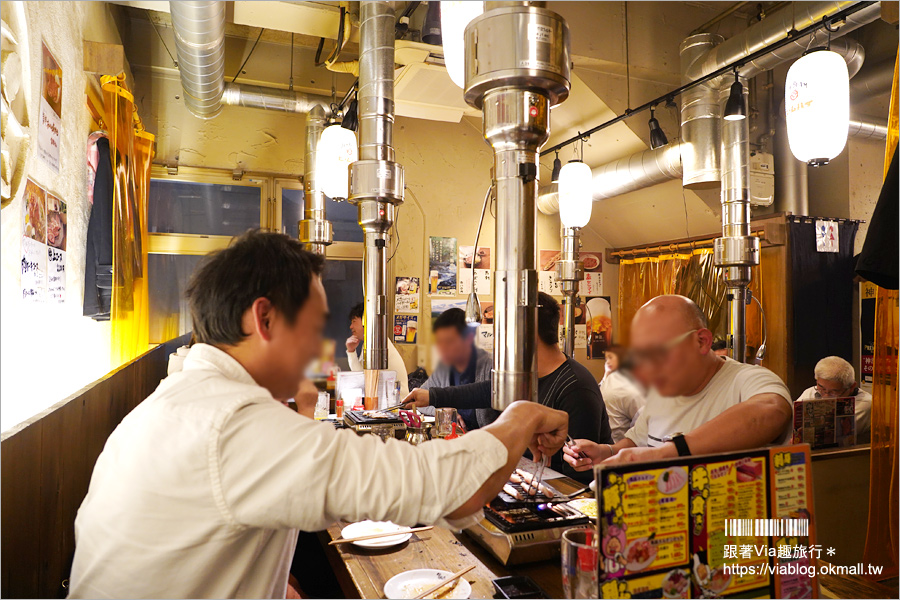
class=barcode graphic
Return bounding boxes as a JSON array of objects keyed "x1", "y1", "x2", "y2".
[{"x1": 725, "y1": 519, "x2": 809, "y2": 537}]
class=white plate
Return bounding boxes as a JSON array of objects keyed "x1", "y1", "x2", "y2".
[
  {"x1": 340, "y1": 521, "x2": 412, "y2": 549},
  {"x1": 384, "y1": 569, "x2": 472, "y2": 599}
]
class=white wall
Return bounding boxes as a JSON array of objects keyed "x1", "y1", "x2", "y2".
[{"x1": 0, "y1": 1, "x2": 127, "y2": 433}]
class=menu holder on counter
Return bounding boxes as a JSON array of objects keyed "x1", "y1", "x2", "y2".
[{"x1": 595, "y1": 444, "x2": 818, "y2": 599}]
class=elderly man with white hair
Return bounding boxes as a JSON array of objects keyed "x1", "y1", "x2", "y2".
[{"x1": 798, "y1": 356, "x2": 872, "y2": 443}]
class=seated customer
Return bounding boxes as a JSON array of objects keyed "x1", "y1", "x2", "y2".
[
  {"x1": 405, "y1": 292, "x2": 613, "y2": 482},
  {"x1": 420, "y1": 308, "x2": 492, "y2": 430},
  {"x1": 798, "y1": 356, "x2": 872, "y2": 443},
  {"x1": 599, "y1": 345, "x2": 647, "y2": 442},
  {"x1": 711, "y1": 338, "x2": 728, "y2": 358},
  {"x1": 345, "y1": 302, "x2": 409, "y2": 397},
  {"x1": 68, "y1": 231, "x2": 569, "y2": 598},
  {"x1": 565, "y1": 295, "x2": 792, "y2": 469}
]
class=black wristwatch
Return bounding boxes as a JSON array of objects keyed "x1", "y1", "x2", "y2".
[{"x1": 665, "y1": 433, "x2": 691, "y2": 457}]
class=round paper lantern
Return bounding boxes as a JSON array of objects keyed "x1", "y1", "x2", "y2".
[
  {"x1": 785, "y1": 50, "x2": 849, "y2": 166},
  {"x1": 558, "y1": 160, "x2": 593, "y2": 228},
  {"x1": 316, "y1": 125, "x2": 358, "y2": 200},
  {"x1": 440, "y1": 1, "x2": 484, "y2": 89}
]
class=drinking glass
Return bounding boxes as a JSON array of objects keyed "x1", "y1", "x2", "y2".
[
  {"x1": 435, "y1": 408, "x2": 458, "y2": 438},
  {"x1": 370, "y1": 423, "x2": 394, "y2": 443},
  {"x1": 561, "y1": 527, "x2": 599, "y2": 599}
]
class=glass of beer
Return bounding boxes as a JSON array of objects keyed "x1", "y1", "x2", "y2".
[
  {"x1": 435, "y1": 408, "x2": 457, "y2": 438},
  {"x1": 405, "y1": 319, "x2": 417, "y2": 343},
  {"x1": 561, "y1": 527, "x2": 599, "y2": 598},
  {"x1": 430, "y1": 269, "x2": 440, "y2": 294}
]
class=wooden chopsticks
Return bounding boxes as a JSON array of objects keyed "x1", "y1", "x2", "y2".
[
  {"x1": 413, "y1": 565, "x2": 476, "y2": 599},
  {"x1": 328, "y1": 525, "x2": 433, "y2": 545}
]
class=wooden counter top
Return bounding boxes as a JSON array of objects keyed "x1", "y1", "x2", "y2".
[{"x1": 320, "y1": 476, "x2": 893, "y2": 599}]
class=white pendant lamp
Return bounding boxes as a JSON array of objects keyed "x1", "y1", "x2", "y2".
[
  {"x1": 316, "y1": 124, "x2": 358, "y2": 200},
  {"x1": 558, "y1": 160, "x2": 593, "y2": 228},
  {"x1": 441, "y1": 1, "x2": 484, "y2": 88},
  {"x1": 785, "y1": 49, "x2": 850, "y2": 166}
]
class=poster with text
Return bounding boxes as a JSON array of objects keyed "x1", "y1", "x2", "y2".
[
  {"x1": 46, "y1": 193, "x2": 66, "y2": 302},
  {"x1": 393, "y1": 315, "x2": 418, "y2": 344},
  {"x1": 394, "y1": 276, "x2": 420, "y2": 314},
  {"x1": 22, "y1": 179, "x2": 47, "y2": 302},
  {"x1": 475, "y1": 301, "x2": 494, "y2": 352},
  {"x1": 860, "y1": 281, "x2": 876, "y2": 385},
  {"x1": 38, "y1": 42, "x2": 62, "y2": 172},
  {"x1": 430, "y1": 298, "x2": 467, "y2": 327},
  {"x1": 429, "y1": 236, "x2": 458, "y2": 295},
  {"x1": 458, "y1": 245, "x2": 492, "y2": 295},
  {"x1": 585, "y1": 296, "x2": 612, "y2": 359},
  {"x1": 579, "y1": 251, "x2": 603, "y2": 297}
]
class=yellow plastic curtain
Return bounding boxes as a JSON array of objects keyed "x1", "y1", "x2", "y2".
[
  {"x1": 101, "y1": 75, "x2": 155, "y2": 366},
  {"x1": 617, "y1": 249, "x2": 763, "y2": 351},
  {"x1": 863, "y1": 54, "x2": 899, "y2": 580}
]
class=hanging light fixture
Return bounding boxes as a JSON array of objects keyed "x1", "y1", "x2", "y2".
[
  {"x1": 551, "y1": 152, "x2": 562, "y2": 182},
  {"x1": 558, "y1": 160, "x2": 593, "y2": 228},
  {"x1": 648, "y1": 105, "x2": 668, "y2": 149},
  {"x1": 724, "y1": 69, "x2": 746, "y2": 121},
  {"x1": 441, "y1": 1, "x2": 484, "y2": 88},
  {"x1": 341, "y1": 98, "x2": 358, "y2": 132},
  {"x1": 316, "y1": 123, "x2": 358, "y2": 200},
  {"x1": 785, "y1": 49, "x2": 850, "y2": 166}
]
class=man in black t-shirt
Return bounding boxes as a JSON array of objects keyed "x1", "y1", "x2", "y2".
[{"x1": 404, "y1": 293, "x2": 612, "y2": 482}]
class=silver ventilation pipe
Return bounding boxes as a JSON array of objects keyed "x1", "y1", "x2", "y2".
[
  {"x1": 169, "y1": 1, "x2": 333, "y2": 118},
  {"x1": 556, "y1": 227, "x2": 583, "y2": 357},
  {"x1": 169, "y1": 0, "x2": 226, "y2": 119},
  {"x1": 774, "y1": 100, "x2": 809, "y2": 216},
  {"x1": 684, "y1": 1, "x2": 879, "y2": 81},
  {"x1": 849, "y1": 117, "x2": 890, "y2": 141},
  {"x1": 715, "y1": 79, "x2": 758, "y2": 363},
  {"x1": 300, "y1": 106, "x2": 333, "y2": 255},
  {"x1": 464, "y1": 1, "x2": 571, "y2": 410},
  {"x1": 851, "y1": 58, "x2": 896, "y2": 101},
  {"x1": 680, "y1": 34, "x2": 724, "y2": 189},
  {"x1": 349, "y1": 1, "x2": 404, "y2": 372},
  {"x1": 222, "y1": 83, "x2": 331, "y2": 113}
]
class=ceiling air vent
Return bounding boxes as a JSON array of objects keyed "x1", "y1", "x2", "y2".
[{"x1": 394, "y1": 41, "x2": 478, "y2": 123}]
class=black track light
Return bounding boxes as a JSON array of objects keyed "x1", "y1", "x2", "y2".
[
  {"x1": 648, "y1": 106, "x2": 668, "y2": 149},
  {"x1": 724, "y1": 70, "x2": 747, "y2": 121},
  {"x1": 341, "y1": 98, "x2": 358, "y2": 131},
  {"x1": 551, "y1": 153, "x2": 562, "y2": 182}
]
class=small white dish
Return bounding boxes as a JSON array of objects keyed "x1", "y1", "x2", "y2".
[
  {"x1": 340, "y1": 520, "x2": 412, "y2": 549},
  {"x1": 383, "y1": 569, "x2": 472, "y2": 599}
]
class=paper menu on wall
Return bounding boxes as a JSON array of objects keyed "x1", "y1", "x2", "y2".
[
  {"x1": 458, "y1": 267, "x2": 492, "y2": 296},
  {"x1": 394, "y1": 276, "x2": 420, "y2": 314},
  {"x1": 38, "y1": 42, "x2": 62, "y2": 173},
  {"x1": 597, "y1": 445, "x2": 818, "y2": 600}
]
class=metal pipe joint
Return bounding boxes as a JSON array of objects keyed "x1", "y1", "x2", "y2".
[{"x1": 556, "y1": 226, "x2": 584, "y2": 357}]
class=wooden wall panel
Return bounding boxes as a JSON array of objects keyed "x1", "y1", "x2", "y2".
[{"x1": 1, "y1": 344, "x2": 169, "y2": 599}]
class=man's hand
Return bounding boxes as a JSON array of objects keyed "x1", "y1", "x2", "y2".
[
  {"x1": 402, "y1": 388, "x2": 430, "y2": 408},
  {"x1": 345, "y1": 335, "x2": 360, "y2": 353},
  {"x1": 602, "y1": 443, "x2": 676, "y2": 465},
  {"x1": 562, "y1": 439, "x2": 613, "y2": 471}
]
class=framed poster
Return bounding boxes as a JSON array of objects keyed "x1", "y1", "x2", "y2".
[{"x1": 429, "y1": 236, "x2": 458, "y2": 295}]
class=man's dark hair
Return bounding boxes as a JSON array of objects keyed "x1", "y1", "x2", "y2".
[
  {"x1": 537, "y1": 292, "x2": 560, "y2": 346},
  {"x1": 186, "y1": 230, "x2": 325, "y2": 346},
  {"x1": 711, "y1": 339, "x2": 727, "y2": 351},
  {"x1": 349, "y1": 302, "x2": 364, "y2": 322},
  {"x1": 433, "y1": 307, "x2": 468, "y2": 335}
]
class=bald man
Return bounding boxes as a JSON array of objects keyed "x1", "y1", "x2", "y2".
[{"x1": 564, "y1": 295, "x2": 792, "y2": 468}]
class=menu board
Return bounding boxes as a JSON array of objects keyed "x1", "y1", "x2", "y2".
[
  {"x1": 793, "y1": 397, "x2": 856, "y2": 449},
  {"x1": 597, "y1": 445, "x2": 817, "y2": 599}
]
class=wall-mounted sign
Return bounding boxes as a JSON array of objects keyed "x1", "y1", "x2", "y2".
[
  {"x1": 38, "y1": 42, "x2": 62, "y2": 173},
  {"x1": 429, "y1": 236, "x2": 457, "y2": 295},
  {"x1": 394, "y1": 276, "x2": 420, "y2": 314}
]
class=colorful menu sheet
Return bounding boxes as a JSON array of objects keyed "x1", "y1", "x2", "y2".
[
  {"x1": 597, "y1": 445, "x2": 817, "y2": 599},
  {"x1": 793, "y1": 397, "x2": 856, "y2": 449}
]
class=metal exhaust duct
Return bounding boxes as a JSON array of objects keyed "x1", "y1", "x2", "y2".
[
  {"x1": 300, "y1": 105, "x2": 333, "y2": 255},
  {"x1": 169, "y1": 0, "x2": 226, "y2": 119},
  {"x1": 349, "y1": 1, "x2": 405, "y2": 371},
  {"x1": 715, "y1": 79, "x2": 758, "y2": 363},
  {"x1": 169, "y1": 1, "x2": 333, "y2": 117},
  {"x1": 683, "y1": 1, "x2": 879, "y2": 81},
  {"x1": 680, "y1": 34, "x2": 724, "y2": 190},
  {"x1": 464, "y1": 1, "x2": 571, "y2": 410},
  {"x1": 849, "y1": 117, "x2": 890, "y2": 141},
  {"x1": 556, "y1": 227, "x2": 583, "y2": 357},
  {"x1": 774, "y1": 102, "x2": 809, "y2": 216}
]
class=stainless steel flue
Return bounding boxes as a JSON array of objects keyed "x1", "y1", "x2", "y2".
[
  {"x1": 464, "y1": 1, "x2": 571, "y2": 410},
  {"x1": 556, "y1": 226, "x2": 584, "y2": 357},
  {"x1": 349, "y1": 1, "x2": 404, "y2": 371},
  {"x1": 299, "y1": 105, "x2": 333, "y2": 255}
]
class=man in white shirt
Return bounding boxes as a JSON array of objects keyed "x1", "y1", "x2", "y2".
[
  {"x1": 565, "y1": 295, "x2": 792, "y2": 469},
  {"x1": 69, "y1": 231, "x2": 568, "y2": 599},
  {"x1": 346, "y1": 302, "x2": 410, "y2": 397},
  {"x1": 797, "y1": 356, "x2": 872, "y2": 443},
  {"x1": 599, "y1": 345, "x2": 647, "y2": 442}
]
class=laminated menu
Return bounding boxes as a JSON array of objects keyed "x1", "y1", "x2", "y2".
[
  {"x1": 596, "y1": 445, "x2": 817, "y2": 599},
  {"x1": 792, "y1": 397, "x2": 856, "y2": 449}
]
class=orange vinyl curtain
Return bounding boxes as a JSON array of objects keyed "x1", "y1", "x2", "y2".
[
  {"x1": 863, "y1": 54, "x2": 899, "y2": 580},
  {"x1": 101, "y1": 75, "x2": 155, "y2": 366},
  {"x1": 617, "y1": 249, "x2": 763, "y2": 352}
]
